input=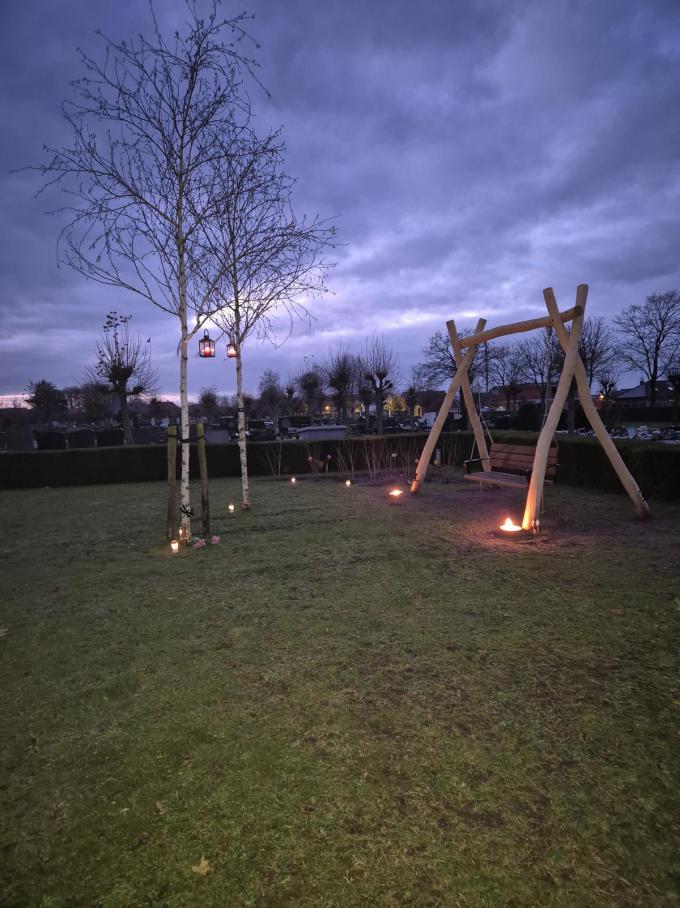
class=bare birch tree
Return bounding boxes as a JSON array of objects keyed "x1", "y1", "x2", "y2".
[
  {"x1": 30, "y1": 2, "x2": 259, "y2": 536},
  {"x1": 205, "y1": 125, "x2": 335, "y2": 509}
]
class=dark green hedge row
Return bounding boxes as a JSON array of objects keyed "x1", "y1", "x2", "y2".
[{"x1": 1, "y1": 431, "x2": 678, "y2": 501}]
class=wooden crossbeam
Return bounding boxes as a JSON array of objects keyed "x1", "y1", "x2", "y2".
[{"x1": 456, "y1": 305, "x2": 582, "y2": 350}]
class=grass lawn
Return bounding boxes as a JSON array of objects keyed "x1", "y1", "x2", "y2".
[{"x1": 1, "y1": 472, "x2": 679, "y2": 907}]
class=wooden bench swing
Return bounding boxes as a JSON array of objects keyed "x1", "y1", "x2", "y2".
[
  {"x1": 463, "y1": 442, "x2": 559, "y2": 490},
  {"x1": 410, "y1": 284, "x2": 651, "y2": 528}
]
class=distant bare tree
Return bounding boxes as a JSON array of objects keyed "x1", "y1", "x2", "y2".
[
  {"x1": 597, "y1": 371, "x2": 619, "y2": 424},
  {"x1": 199, "y1": 386, "x2": 220, "y2": 423},
  {"x1": 361, "y1": 336, "x2": 399, "y2": 435},
  {"x1": 491, "y1": 343, "x2": 524, "y2": 413},
  {"x1": 614, "y1": 291, "x2": 680, "y2": 405},
  {"x1": 579, "y1": 316, "x2": 618, "y2": 389},
  {"x1": 403, "y1": 365, "x2": 427, "y2": 429},
  {"x1": 515, "y1": 329, "x2": 563, "y2": 420},
  {"x1": 86, "y1": 313, "x2": 158, "y2": 444}
]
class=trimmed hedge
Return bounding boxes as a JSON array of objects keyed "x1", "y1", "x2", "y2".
[{"x1": 1, "y1": 431, "x2": 679, "y2": 501}]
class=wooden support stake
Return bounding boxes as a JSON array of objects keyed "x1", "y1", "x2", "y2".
[
  {"x1": 543, "y1": 287, "x2": 651, "y2": 520},
  {"x1": 197, "y1": 422, "x2": 210, "y2": 538},
  {"x1": 448, "y1": 319, "x2": 490, "y2": 471},
  {"x1": 166, "y1": 425, "x2": 177, "y2": 541},
  {"x1": 411, "y1": 318, "x2": 486, "y2": 493},
  {"x1": 522, "y1": 286, "x2": 587, "y2": 529}
]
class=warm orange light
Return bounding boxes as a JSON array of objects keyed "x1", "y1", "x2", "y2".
[
  {"x1": 228, "y1": 503, "x2": 235, "y2": 514},
  {"x1": 389, "y1": 489, "x2": 404, "y2": 497},
  {"x1": 170, "y1": 539, "x2": 179, "y2": 553},
  {"x1": 345, "y1": 479, "x2": 351, "y2": 487},
  {"x1": 500, "y1": 517, "x2": 522, "y2": 533}
]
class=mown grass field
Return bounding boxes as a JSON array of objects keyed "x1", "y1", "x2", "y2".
[{"x1": 1, "y1": 473, "x2": 679, "y2": 907}]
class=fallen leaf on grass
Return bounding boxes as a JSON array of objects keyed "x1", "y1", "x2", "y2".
[
  {"x1": 192, "y1": 856, "x2": 211, "y2": 876},
  {"x1": 154, "y1": 800, "x2": 166, "y2": 816}
]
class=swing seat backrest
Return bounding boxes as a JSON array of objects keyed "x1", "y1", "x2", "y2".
[
  {"x1": 464, "y1": 443, "x2": 558, "y2": 488},
  {"x1": 489, "y1": 444, "x2": 558, "y2": 481}
]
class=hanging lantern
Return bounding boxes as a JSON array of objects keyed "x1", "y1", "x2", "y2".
[
  {"x1": 227, "y1": 339, "x2": 237, "y2": 359},
  {"x1": 199, "y1": 329, "x2": 215, "y2": 358}
]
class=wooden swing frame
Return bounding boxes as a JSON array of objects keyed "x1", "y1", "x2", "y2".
[{"x1": 410, "y1": 284, "x2": 651, "y2": 528}]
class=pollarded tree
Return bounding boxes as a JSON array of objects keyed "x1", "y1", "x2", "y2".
[
  {"x1": 87, "y1": 312, "x2": 158, "y2": 444},
  {"x1": 32, "y1": 2, "x2": 260, "y2": 536},
  {"x1": 614, "y1": 291, "x2": 680, "y2": 405},
  {"x1": 258, "y1": 370, "x2": 285, "y2": 423},
  {"x1": 361, "y1": 335, "x2": 399, "y2": 436},
  {"x1": 297, "y1": 367, "x2": 324, "y2": 419},
  {"x1": 206, "y1": 122, "x2": 335, "y2": 509},
  {"x1": 323, "y1": 347, "x2": 356, "y2": 422}
]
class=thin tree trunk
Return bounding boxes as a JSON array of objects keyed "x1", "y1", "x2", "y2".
[
  {"x1": 179, "y1": 325, "x2": 191, "y2": 535},
  {"x1": 119, "y1": 392, "x2": 133, "y2": 445},
  {"x1": 376, "y1": 392, "x2": 384, "y2": 434},
  {"x1": 233, "y1": 307, "x2": 250, "y2": 510}
]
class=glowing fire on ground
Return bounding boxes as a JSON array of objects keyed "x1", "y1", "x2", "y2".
[
  {"x1": 500, "y1": 517, "x2": 522, "y2": 533},
  {"x1": 389, "y1": 489, "x2": 404, "y2": 497}
]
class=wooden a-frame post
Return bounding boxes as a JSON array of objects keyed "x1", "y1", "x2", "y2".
[
  {"x1": 541, "y1": 287, "x2": 650, "y2": 521},
  {"x1": 522, "y1": 285, "x2": 586, "y2": 529},
  {"x1": 410, "y1": 319, "x2": 486, "y2": 492},
  {"x1": 448, "y1": 319, "x2": 490, "y2": 473}
]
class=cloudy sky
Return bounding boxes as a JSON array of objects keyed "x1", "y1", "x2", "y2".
[{"x1": 1, "y1": 0, "x2": 679, "y2": 404}]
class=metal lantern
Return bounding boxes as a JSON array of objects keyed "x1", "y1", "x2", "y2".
[
  {"x1": 227, "y1": 339, "x2": 237, "y2": 359},
  {"x1": 199, "y1": 329, "x2": 215, "y2": 358}
]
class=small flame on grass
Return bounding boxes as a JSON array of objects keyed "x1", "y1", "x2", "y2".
[
  {"x1": 389, "y1": 489, "x2": 404, "y2": 498},
  {"x1": 500, "y1": 517, "x2": 522, "y2": 533}
]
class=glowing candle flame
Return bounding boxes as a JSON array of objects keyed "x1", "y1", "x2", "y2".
[
  {"x1": 228, "y1": 503, "x2": 235, "y2": 513},
  {"x1": 345, "y1": 479, "x2": 351, "y2": 487},
  {"x1": 291, "y1": 477, "x2": 296, "y2": 484},
  {"x1": 500, "y1": 517, "x2": 522, "y2": 532},
  {"x1": 389, "y1": 489, "x2": 404, "y2": 497},
  {"x1": 170, "y1": 539, "x2": 179, "y2": 553}
]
